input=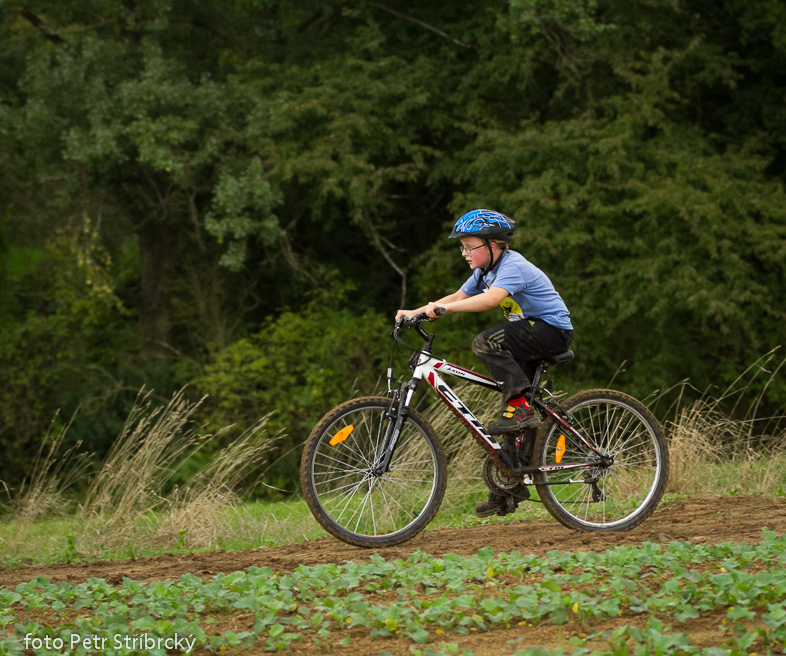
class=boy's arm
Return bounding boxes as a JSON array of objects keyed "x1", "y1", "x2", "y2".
[
  {"x1": 395, "y1": 289, "x2": 468, "y2": 321},
  {"x1": 396, "y1": 287, "x2": 508, "y2": 321},
  {"x1": 438, "y1": 286, "x2": 508, "y2": 316}
]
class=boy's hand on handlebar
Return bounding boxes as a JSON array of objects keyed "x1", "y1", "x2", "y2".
[
  {"x1": 394, "y1": 304, "x2": 447, "y2": 325},
  {"x1": 395, "y1": 309, "x2": 417, "y2": 322},
  {"x1": 425, "y1": 302, "x2": 447, "y2": 320}
]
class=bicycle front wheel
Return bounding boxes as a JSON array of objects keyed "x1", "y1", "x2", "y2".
[
  {"x1": 534, "y1": 389, "x2": 669, "y2": 532},
  {"x1": 300, "y1": 396, "x2": 447, "y2": 548}
]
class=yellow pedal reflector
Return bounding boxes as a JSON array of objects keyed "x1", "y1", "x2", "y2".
[
  {"x1": 555, "y1": 434, "x2": 566, "y2": 463},
  {"x1": 329, "y1": 425, "x2": 354, "y2": 446}
]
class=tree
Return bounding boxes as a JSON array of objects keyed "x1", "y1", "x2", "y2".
[
  {"x1": 442, "y1": 0, "x2": 786, "y2": 400},
  {"x1": 2, "y1": 0, "x2": 786, "y2": 493}
]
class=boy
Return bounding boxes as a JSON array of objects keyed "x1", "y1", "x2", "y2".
[{"x1": 396, "y1": 209, "x2": 573, "y2": 516}]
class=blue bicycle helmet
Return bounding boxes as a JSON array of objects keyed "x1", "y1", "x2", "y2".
[
  {"x1": 449, "y1": 209, "x2": 516, "y2": 240},
  {"x1": 450, "y1": 209, "x2": 516, "y2": 290}
]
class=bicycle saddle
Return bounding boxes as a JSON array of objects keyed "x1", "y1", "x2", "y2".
[{"x1": 539, "y1": 350, "x2": 574, "y2": 365}]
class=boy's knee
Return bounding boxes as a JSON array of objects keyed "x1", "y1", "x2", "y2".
[
  {"x1": 472, "y1": 333, "x2": 487, "y2": 357},
  {"x1": 473, "y1": 328, "x2": 504, "y2": 356}
]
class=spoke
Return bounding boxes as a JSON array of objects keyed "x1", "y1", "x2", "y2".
[
  {"x1": 367, "y1": 478, "x2": 378, "y2": 535},
  {"x1": 375, "y1": 478, "x2": 401, "y2": 531},
  {"x1": 313, "y1": 453, "x2": 368, "y2": 475},
  {"x1": 377, "y1": 477, "x2": 421, "y2": 518},
  {"x1": 356, "y1": 409, "x2": 388, "y2": 466},
  {"x1": 380, "y1": 473, "x2": 431, "y2": 498},
  {"x1": 331, "y1": 474, "x2": 371, "y2": 523},
  {"x1": 318, "y1": 475, "x2": 370, "y2": 498},
  {"x1": 543, "y1": 398, "x2": 663, "y2": 525},
  {"x1": 308, "y1": 401, "x2": 443, "y2": 542}
]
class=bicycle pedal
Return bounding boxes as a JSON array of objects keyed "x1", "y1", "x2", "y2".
[{"x1": 496, "y1": 496, "x2": 518, "y2": 516}]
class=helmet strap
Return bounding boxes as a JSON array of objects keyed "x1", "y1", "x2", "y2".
[{"x1": 476, "y1": 241, "x2": 504, "y2": 290}]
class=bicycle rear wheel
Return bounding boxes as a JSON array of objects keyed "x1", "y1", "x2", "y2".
[
  {"x1": 533, "y1": 389, "x2": 669, "y2": 531},
  {"x1": 300, "y1": 396, "x2": 446, "y2": 548}
]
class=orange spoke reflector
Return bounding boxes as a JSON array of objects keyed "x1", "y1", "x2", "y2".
[
  {"x1": 329, "y1": 425, "x2": 354, "y2": 446},
  {"x1": 555, "y1": 434, "x2": 566, "y2": 463}
]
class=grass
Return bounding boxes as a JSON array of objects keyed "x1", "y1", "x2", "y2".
[
  {"x1": 662, "y1": 350, "x2": 786, "y2": 497},
  {"x1": 0, "y1": 388, "x2": 276, "y2": 566},
  {"x1": 1, "y1": 356, "x2": 786, "y2": 568}
]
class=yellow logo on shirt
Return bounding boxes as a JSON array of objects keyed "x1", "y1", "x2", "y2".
[{"x1": 500, "y1": 296, "x2": 523, "y2": 319}]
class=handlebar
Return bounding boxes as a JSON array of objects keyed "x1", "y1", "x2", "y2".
[
  {"x1": 392, "y1": 306, "x2": 446, "y2": 342},
  {"x1": 394, "y1": 307, "x2": 446, "y2": 329}
]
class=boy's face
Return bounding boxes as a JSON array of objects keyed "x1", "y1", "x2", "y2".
[{"x1": 459, "y1": 237, "x2": 493, "y2": 270}]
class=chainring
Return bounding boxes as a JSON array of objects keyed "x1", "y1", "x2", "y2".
[{"x1": 482, "y1": 456, "x2": 522, "y2": 493}]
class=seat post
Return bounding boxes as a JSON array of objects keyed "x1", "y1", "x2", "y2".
[
  {"x1": 530, "y1": 362, "x2": 549, "y2": 393},
  {"x1": 527, "y1": 350, "x2": 573, "y2": 404}
]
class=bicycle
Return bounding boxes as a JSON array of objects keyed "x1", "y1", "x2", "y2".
[{"x1": 300, "y1": 311, "x2": 669, "y2": 548}]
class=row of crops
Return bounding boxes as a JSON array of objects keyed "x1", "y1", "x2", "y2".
[{"x1": 2, "y1": 530, "x2": 785, "y2": 655}]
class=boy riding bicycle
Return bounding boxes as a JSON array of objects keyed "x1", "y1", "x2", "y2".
[{"x1": 396, "y1": 209, "x2": 573, "y2": 517}]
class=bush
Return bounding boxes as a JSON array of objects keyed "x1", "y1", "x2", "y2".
[{"x1": 196, "y1": 284, "x2": 390, "y2": 494}]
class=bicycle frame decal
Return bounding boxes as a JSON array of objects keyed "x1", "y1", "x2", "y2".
[
  {"x1": 432, "y1": 362, "x2": 500, "y2": 390},
  {"x1": 414, "y1": 354, "x2": 503, "y2": 453}
]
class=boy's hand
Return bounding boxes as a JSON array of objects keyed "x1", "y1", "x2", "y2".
[
  {"x1": 395, "y1": 309, "x2": 417, "y2": 321},
  {"x1": 425, "y1": 302, "x2": 447, "y2": 320},
  {"x1": 395, "y1": 305, "x2": 446, "y2": 322}
]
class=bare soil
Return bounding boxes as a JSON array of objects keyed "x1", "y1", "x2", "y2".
[{"x1": 4, "y1": 495, "x2": 785, "y2": 655}]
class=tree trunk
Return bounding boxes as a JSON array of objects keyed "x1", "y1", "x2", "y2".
[{"x1": 137, "y1": 221, "x2": 178, "y2": 360}]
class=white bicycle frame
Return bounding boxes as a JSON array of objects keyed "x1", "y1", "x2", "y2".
[
  {"x1": 411, "y1": 352, "x2": 505, "y2": 454},
  {"x1": 403, "y1": 352, "x2": 606, "y2": 479}
]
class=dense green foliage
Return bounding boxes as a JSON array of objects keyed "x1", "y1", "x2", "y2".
[
  {"x1": 2, "y1": 534, "x2": 786, "y2": 654},
  {"x1": 1, "y1": 0, "x2": 785, "y2": 492}
]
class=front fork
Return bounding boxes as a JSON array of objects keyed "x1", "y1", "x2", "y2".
[{"x1": 373, "y1": 377, "x2": 420, "y2": 476}]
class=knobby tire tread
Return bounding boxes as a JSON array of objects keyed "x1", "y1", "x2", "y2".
[
  {"x1": 533, "y1": 388, "x2": 669, "y2": 532},
  {"x1": 300, "y1": 396, "x2": 447, "y2": 548}
]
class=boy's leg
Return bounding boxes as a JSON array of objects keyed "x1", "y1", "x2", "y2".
[
  {"x1": 471, "y1": 323, "x2": 529, "y2": 403},
  {"x1": 473, "y1": 319, "x2": 572, "y2": 434},
  {"x1": 472, "y1": 319, "x2": 572, "y2": 516}
]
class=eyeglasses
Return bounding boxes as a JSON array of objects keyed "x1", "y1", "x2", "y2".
[{"x1": 459, "y1": 244, "x2": 486, "y2": 256}]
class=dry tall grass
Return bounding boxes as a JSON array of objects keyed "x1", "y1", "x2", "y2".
[
  {"x1": 664, "y1": 352, "x2": 786, "y2": 495},
  {"x1": 1, "y1": 388, "x2": 276, "y2": 561},
  {"x1": 7, "y1": 413, "x2": 91, "y2": 523},
  {"x1": 420, "y1": 382, "x2": 499, "y2": 509}
]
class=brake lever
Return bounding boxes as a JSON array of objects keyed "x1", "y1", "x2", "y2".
[{"x1": 391, "y1": 309, "x2": 441, "y2": 336}]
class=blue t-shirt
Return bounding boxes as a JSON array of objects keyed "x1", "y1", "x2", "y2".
[{"x1": 460, "y1": 250, "x2": 573, "y2": 330}]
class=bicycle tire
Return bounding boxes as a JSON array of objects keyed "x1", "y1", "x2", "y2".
[
  {"x1": 300, "y1": 396, "x2": 447, "y2": 548},
  {"x1": 533, "y1": 389, "x2": 669, "y2": 532}
]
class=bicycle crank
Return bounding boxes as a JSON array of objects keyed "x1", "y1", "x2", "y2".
[{"x1": 483, "y1": 457, "x2": 531, "y2": 499}]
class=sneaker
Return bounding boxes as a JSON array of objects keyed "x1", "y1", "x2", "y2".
[
  {"x1": 487, "y1": 398, "x2": 541, "y2": 435},
  {"x1": 476, "y1": 487, "x2": 531, "y2": 517},
  {"x1": 475, "y1": 493, "x2": 506, "y2": 518}
]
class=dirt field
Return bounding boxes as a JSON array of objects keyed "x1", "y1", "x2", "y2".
[
  {"x1": 2, "y1": 495, "x2": 782, "y2": 589},
  {"x1": 3, "y1": 495, "x2": 785, "y2": 655}
]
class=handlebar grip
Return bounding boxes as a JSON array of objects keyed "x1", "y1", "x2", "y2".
[{"x1": 434, "y1": 307, "x2": 447, "y2": 316}]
